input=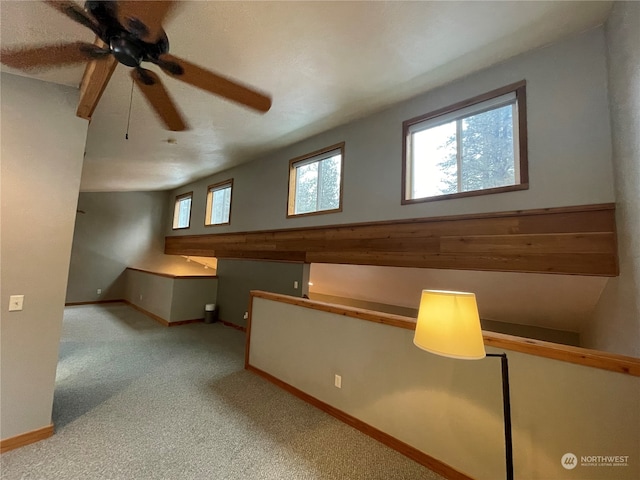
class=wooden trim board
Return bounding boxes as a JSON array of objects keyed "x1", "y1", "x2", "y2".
[
  {"x1": 121, "y1": 301, "x2": 169, "y2": 325},
  {"x1": 249, "y1": 291, "x2": 640, "y2": 377},
  {"x1": 286, "y1": 142, "x2": 346, "y2": 218},
  {"x1": 168, "y1": 318, "x2": 204, "y2": 327},
  {"x1": 482, "y1": 333, "x2": 640, "y2": 376},
  {"x1": 246, "y1": 365, "x2": 474, "y2": 480},
  {"x1": 126, "y1": 267, "x2": 217, "y2": 279},
  {"x1": 166, "y1": 203, "x2": 618, "y2": 276},
  {"x1": 64, "y1": 300, "x2": 233, "y2": 330},
  {"x1": 219, "y1": 318, "x2": 247, "y2": 332},
  {"x1": 122, "y1": 301, "x2": 203, "y2": 327},
  {"x1": 1, "y1": 424, "x2": 54, "y2": 454},
  {"x1": 65, "y1": 299, "x2": 124, "y2": 307},
  {"x1": 205, "y1": 178, "x2": 234, "y2": 227},
  {"x1": 401, "y1": 81, "x2": 528, "y2": 206}
]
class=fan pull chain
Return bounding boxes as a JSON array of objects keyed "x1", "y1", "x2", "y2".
[{"x1": 125, "y1": 78, "x2": 134, "y2": 140}]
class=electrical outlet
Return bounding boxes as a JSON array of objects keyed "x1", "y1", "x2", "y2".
[
  {"x1": 97, "y1": 288, "x2": 102, "y2": 295},
  {"x1": 243, "y1": 312, "x2": 248, "y2": 320},
  {"x1": 334, "y1": 374, "x2": 342, "y2": 389},
  {"x1": 9, "y1": 295, "x2": 24, "y2": 312},
  {"x1": 139, "y1": 294, "x2": 143, "y2": 301},
  {"x1": 294, "y1": 281, "x2": 299, "y2": 289}
]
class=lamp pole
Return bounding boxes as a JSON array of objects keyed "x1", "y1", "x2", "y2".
[
  {"x1": 486, "y1": 353, "x2": 514, "y2": 480},
  {"x1": 412, "y1": 290, "x2": 515, "y2": 480}
]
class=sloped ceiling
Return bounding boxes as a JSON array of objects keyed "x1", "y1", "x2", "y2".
[
  {"x1": 309, "y1": 263, "x2": 608, "y2": 333},
  {"x1": 0, "y1": 1, "x2": 613, "y2": 192}
]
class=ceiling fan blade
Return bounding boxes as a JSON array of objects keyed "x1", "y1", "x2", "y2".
[
  {"x1": 116, "y1": 1, "x2": 176, "y2": 43},
  {"x1": 132, "y1": 68, "x2": 188, "y2": 132},
  {"x1": 84, "y1": 1, "x2": 122, "y2": 31},
  {"x1": 44, "y1": 1, "x2": 102, "y2": 37},
  {"x1": 77, "y1": 38, "x2": 118, "y2": 121},
  {"x1": 159, "y1": 54, "x2": 272, "y2": 113},
  {"x1": 0, "y1": 42, "x2": 104, "y2": 71}
]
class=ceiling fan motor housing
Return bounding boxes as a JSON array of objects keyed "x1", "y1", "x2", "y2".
[
  {"x1": 0, "y1": 1, "x2": 272, "y2": 133},
  {"x1": 110, "y1": 36, "x2": 144, "y2": 67}
]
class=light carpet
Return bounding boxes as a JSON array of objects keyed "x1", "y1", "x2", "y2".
[{"x1": 1, "y1": 303, "x2": 445, "y2": 479}]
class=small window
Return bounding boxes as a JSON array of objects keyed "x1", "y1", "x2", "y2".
[
  {"x1": 172, "y1": 192, "x2": 192, "y2": 230},
  {"x1": 402, "y1": 81, "x2": 528, "y2": 204},
  {"x1": 205, "y1": 179, "x2": 233, "y2": 226},
  {"x1": 287, "y1": 142, "x2": 344, "y2": 217}
]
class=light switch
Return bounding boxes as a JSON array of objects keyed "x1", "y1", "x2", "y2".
[{"x1": 9, "y1": 295, "x2": 24, "y2": 312}]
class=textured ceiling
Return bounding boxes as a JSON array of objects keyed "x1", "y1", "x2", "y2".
[{"x1": 1, "y1": 1, "x2": 613, "y2": 192}]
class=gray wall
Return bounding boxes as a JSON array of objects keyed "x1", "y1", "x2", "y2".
[
  {"x1": 309, "y1": 292, "x2": 580, "y2": 346},
  {"x1": 479, "y1": 319, "x2": 580, "y2": 347},
  {"x1": 583, "y1": 2, "x2": 640, "y2": 358},
  {"x1": 309, "y1": 263, "x2": 606, "y2": 338},
  {"x1": 309, "y1": 292, "x2": 419, "y2": 317},
  {"x1": 167, "y1": 27, "x2": 613, "y2": 236},
  {"x1": 124, "y1": 269, "x2": 218, "y2": 322},
  {"x1": 216, "y1": 259, "x2": 309, "y2": 327},
  {"x1": 124, "y1": 269, "x2": 174, "y2": 321},
  {"x1": 1, "y1": 73, "x2": 88, "y2": 440},
  {"x1": 170, "y1": 277, "x2": 218, "y2": 322},
  {"x1": 249, "y1": 296, "x2": 640, "y2": 480},
  {"x1": 161, "y1": 27, "x2": 639, "y2": 356},
  {"x1": 66, "y1": 192, "x2": 211, "y2": 304}
]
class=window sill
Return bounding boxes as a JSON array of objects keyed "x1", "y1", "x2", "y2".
[{"x1": 402, "y1": 183, "x2": 529, "y2": 205}]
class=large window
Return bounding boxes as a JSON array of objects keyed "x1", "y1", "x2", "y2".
[
  {"x1": 205, "y1": 179, "x2": 233, "y2": 226},
  {"x1": 287, "y1": 142, "x2": 344, "y2": 217},
  {"x1": 172, "y1": 192, "x2": 192, "y2": 229},
  {"x1": 402, "y1": 81, "x2": 528, "y2": 204}
]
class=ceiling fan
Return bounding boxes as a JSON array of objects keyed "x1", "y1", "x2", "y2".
[{"x1": 0, "y1": 1, "x2": 272, "y2": 131}]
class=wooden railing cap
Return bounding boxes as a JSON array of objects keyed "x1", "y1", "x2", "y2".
[{"x1": 249, "y1": 290, "x2": 640, "y2": 377}]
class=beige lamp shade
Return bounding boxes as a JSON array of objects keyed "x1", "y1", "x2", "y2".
[{"x1": 413, "y1": 290, "x2": 486, "y2": 360}]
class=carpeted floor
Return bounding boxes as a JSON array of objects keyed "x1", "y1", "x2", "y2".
[{"x1": 1, "y1": 303, "x2": 445, "y2": 479}]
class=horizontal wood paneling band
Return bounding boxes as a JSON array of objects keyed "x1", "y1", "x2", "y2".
[
  {"x1": 440, "y1": 232, "x2": 615, "y2": 254},
  {"x1": 165, "y1": 204, "x2": 617, "y2": 276},
  {"x1": 1, "y1": 424, "x2": 54, "y2": 454},
  {"x1": 126, "y1": 267, "x2": 218, "y2": 279},
  {"x1": 250, "y1": 291, "x2": 640, "y2": 377},
  {"x1": 246, "y1": 365, "x2": 474, "y2": 480}
]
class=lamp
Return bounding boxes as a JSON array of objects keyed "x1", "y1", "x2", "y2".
[{"x1": 414, "y1": 290, "x2": 514, "y2": 480}]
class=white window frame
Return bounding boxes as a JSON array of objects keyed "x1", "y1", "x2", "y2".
[
  {"x1": 287, "y1": 142, "x2": 345, "y2": 218},
  {"x1": 172, "y1": 192, "x2": 193, "y2": 230},
  {"x1": 205, "y1": 179, "x2": 233, "y2": 227},
  {"x1": 402, "y1": 81, "x2": 528, "y2": 204}
]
